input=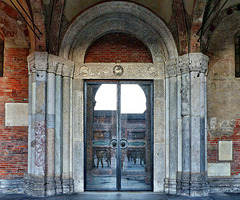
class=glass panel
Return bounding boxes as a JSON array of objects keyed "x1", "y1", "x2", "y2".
[
  {"x1": 85, "y1": 83, "x2": 118, "y2": 190},
  {"x1": 120, "y1": 84, "x2": 152, "y2": 190}
]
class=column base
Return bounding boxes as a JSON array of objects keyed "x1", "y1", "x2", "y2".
[
  {"x1": 62, "y1": 178, "x2": 74, "y2": 194},
  {"x1": 55, "y1": 176, "x2": 63, "y2": 194},
  {"x1": 164, "y1": 178, "x2": 177, "y2": 194},
  {"x1": 46, "y1": 176, "x2": 56, "y2": 196},
  {"x1": 25, "y1": 174, "x2": 46, "y2": 197},
  {"x1": 180, "y1": 172, "x2": 191, "y2": 196},
  {"x1": 189, "y1": 172, "x2": 209, "y2": 197}
]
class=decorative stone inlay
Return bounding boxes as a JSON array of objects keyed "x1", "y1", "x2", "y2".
[
  {"x1": 75, "y1": 63, "x2": 163, "y2": 79},
  {"x1": 113, "y1": 65, "x2": 124, "y2": 76},
  {"x1": 35, "y1": 121, "x2": 46, "y2": 173}
]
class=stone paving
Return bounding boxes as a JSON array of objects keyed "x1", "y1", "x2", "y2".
[{"x1": 0, "y1": 192, "x2": 240, "y2": 200}]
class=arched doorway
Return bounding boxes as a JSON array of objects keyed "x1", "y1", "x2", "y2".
[
  {"x1": 59, "y1": 1, "x2": 178, "y2": 193},
  {"x1": 26, "y1": 1, "x2": 209, "y2": 197}
]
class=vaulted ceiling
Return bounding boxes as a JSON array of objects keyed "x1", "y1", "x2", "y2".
[{"x1": 0, "y1": 0, "x2": 239, "y2": 54}]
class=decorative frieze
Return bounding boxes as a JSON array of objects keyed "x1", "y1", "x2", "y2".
[{"x1": 74, "y1": 63, "x2": 163, "y2": 79}]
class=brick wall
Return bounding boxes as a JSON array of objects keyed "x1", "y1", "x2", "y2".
[
  {"x1": 208, "y1": 120, "x2": 240, "y2": 175},
  {"x1": 207, "y1": 12, "x2": 240, "y2": 176},
  {"x1": 0, "y1": 48, "x2": 28, "y2": 180},
  {"x1": 85, "y1": 33, "x2": 153, "y2": 63}
]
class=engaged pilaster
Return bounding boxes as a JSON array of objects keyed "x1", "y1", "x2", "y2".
[
  {"x1": 62, "y1": 61, "x2": 74, "y2": 194},
  {"x1": 165, "y1": 59, "x2": 178, "y2": 194}
]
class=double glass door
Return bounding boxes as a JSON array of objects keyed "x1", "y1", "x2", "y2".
[{"x1": 85, "y1": 81, "x2": 152, "y2": 191}]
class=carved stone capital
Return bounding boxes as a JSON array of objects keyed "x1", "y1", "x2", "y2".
[
  {"x1": 27, "y1": 52, "x2": 48, "y2": 74},
  {"x1": 189, "y1": 53, "x2": 209, "y2": 74},
  {"x1": 177, "y1": 53, "x2": 209, "y2": 75},
  {"x1": 48, "y1": 54, "x2": 59, "y2": 74},
  {"x1": 165, "y1": 59, "x2": 177, "y2": 78},
  {"x1": 56, "y1": 63, "x2": 63, "y2": 76},
  {"x1": 62, "y1": 60, "x2": 74, "y2": 78},
  {"x1": 178, "y1": 54, "x2": 189, "y2": 74}
]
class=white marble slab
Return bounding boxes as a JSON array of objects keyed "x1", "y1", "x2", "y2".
[
  {"x1": 219, "y1": 141, "x2": 233, "y2": 161},
  {"x1": 5, "y1": 103, "x2": 28, "y2": 126},
  {"x1": 208, "y1": 163, "x2": 231, "y2": 176}
]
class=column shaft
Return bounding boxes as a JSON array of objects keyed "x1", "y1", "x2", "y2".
[
  {"x1": 62, "y1": 76, "x2": 70, "y2": 193},
  {"x1": 55, "y1": 74, "x2": 63, "y2": 194},
  {"x1": 46, "y1": 72, "x2": 56, "y2": 195}
]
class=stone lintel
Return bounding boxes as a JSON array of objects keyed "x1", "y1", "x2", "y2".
[{"x1": 74, "y1": 63, "x2": 163, "y2": 79}]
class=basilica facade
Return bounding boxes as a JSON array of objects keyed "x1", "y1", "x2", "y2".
[{"x1": 0, "y1": 0, "x2": 240, "y2": 197}]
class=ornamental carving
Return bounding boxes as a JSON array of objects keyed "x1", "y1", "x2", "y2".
[
  {"x1": 113, "y1": 65, "x2": 124, "y2": 76},
  {"x1": 177, "y1": 53, "x2": 209, "y2": 75},
  {"x1": 75, "y1": 63, "x2": 163, "y2": 79},
  {"x1": 189, "y1": 53, "x2": 209, "y2": 74},
  {"x1": 29, "y1": 52, "x2": 48, "y2": 72}
]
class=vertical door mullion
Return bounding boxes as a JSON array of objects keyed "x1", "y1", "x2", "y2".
[{"x1": 117, "y1": 82, "x2": 121, "y2": 190}]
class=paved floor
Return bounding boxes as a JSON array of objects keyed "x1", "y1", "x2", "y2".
[{"x1": 0, "y1": 192, "x2": 240, "y2": 200}]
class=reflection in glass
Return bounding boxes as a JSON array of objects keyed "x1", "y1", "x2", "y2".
[
  {"x1": 85, "y1": 82, "x2": 152, "y2": 191},
  {"x1": 86, "y1": 84, "x2": 117, "y2": 190},
  {"x1": 120, "y1": 84, "x2": 152, "y2": 190}
]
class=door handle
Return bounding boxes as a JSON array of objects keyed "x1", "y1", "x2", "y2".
[
  {"x1": 109, "y1": 139, "x2": 117, "y2": 148},
  {"x1": 120, "y1": 139, "x2": 128, "y2": 149}
]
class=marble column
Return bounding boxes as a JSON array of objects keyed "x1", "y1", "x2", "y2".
[
  {"x1": 46, "y1": 55, "x2": 58, "y2": 195},
  {"x1": 178, "y1": 54, "x2": 191, "y2": 195},
  {"x1": 55, "y1": 63, "x2": 63, "y2": 194},
  {"x1": 62, "y1": 62, "x2": 74, "y2": 194},
  {"x1": 189, "y1": 53, "x2": 209, "y2": 196},
  {"x1": 26, "y1": 52, "x2": 48, "y2": 197},
  {"x1": 178, "y1": 53, "x2": 209, "y2": 196},
  {"x1": 165, "y1": 60, "x2": 178, "y2": 194}
]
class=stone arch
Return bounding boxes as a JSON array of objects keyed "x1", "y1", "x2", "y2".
[{"x1": 59, "y1": 1, "x2": 178, "y2": 63}]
